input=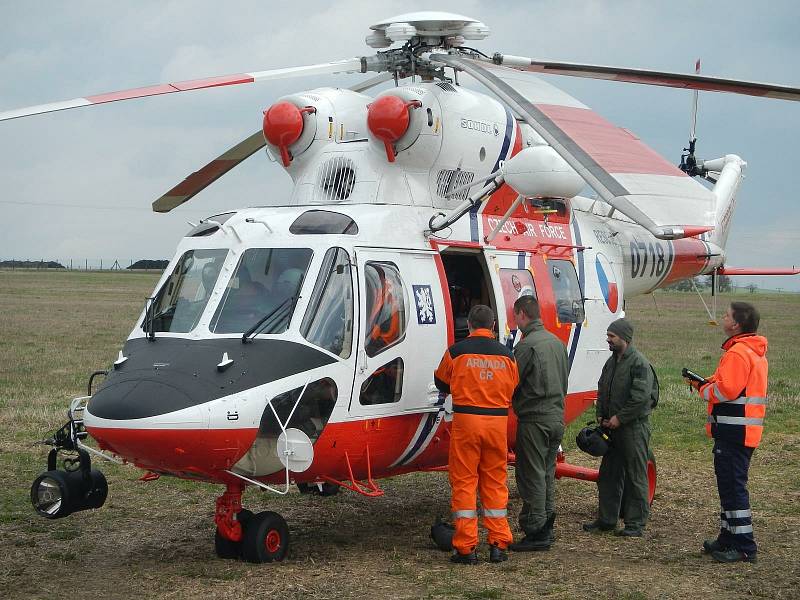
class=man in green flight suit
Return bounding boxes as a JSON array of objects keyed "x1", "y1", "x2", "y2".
[
  {"x1": 508, "y1": 295, "x2": 569, "y2": 551},
  {"x1": 583, "y1": 318, "x2": 656, "y2": 537}
]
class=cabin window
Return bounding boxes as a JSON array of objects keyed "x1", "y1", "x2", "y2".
[
  {"x1": 210, "y1": 248, "x2": 313, "y2": 334},
  {"x1": 363, "y1": 262, "x2": 407, "y2": 357},
  {"x1": 260, "y1": 378, "x2": 337, "y2": 441},
  {"x1": 359, "y1": 358, "x2": 404, "y2": 405},
  {"x1": 499, "y1": 268, "x2": 536, "y2": 329},
  {"x1": 289, "y1": 210, "x2": 359, "y2": 235},
  {"x1": 145, "y1": 249, "x2": 228, "y2": 334},
  {"x1": 547, "y1": 259, "x2": 585, "y2": 324},
  {"x1": 300, "y1": 247, "x2": 354, "y2": 358}
]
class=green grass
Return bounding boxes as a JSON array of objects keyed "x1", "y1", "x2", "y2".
[{"x1": 0, "y1": 272, "x2": 798, "y2": 600}]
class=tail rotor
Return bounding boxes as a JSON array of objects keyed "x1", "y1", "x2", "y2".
[{"x1": 679, "y1": 59, "x2": 718, "y2": 182}]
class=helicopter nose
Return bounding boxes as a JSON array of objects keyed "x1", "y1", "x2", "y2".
[
  {"x1": 84, "y1": 379, "x2": 257, "y2": 474},
  {"x1": 87, "y1": 377, "x2": 200, "y2": 421}
]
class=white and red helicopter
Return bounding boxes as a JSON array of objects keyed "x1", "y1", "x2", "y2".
[{"x1": 8, "y1": 11, "x2": 799, "y2": 563}]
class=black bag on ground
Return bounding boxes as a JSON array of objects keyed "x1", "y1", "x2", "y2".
[{"x1": 430, "y1": 516, "x2": 454, "y2": 551}]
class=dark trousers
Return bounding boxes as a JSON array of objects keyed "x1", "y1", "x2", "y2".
[
  {"x1": 515, "y1": 420, "x2": 564, "y2": 535},
  {"x1": 713, "y1": 438, "x2": 757, "y2": 555},
  {"x1": 597, "y1": 420, "x2": 651, "y2": 531}
]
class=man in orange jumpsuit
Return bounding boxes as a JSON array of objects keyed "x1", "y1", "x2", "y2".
[
  {"x1": 434, "y1": 305, "x2": 519, "y2": 564},
  {"x1": 687, "y1": 302, "x2": 767, "y2": 563}
]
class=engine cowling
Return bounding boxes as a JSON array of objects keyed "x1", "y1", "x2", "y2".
[
  {"x1": 262, "y1": 101, "x2": 317, "y2": 167},
  {"x1": 367, "y1": 94, "x2": 423, "y2": 162}
]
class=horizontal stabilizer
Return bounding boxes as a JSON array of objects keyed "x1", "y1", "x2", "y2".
[{"x1": 718, "y1": 267, "x2": 800, "y2": 276}]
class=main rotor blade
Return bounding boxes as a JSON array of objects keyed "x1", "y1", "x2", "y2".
[
  {"x1": 152, "y1": 72, "x2": 393, "y2": 213},
  {"x1": 0, "y1": 58, "x2": 366, "y2": 122},
  {"x1": 478, "y1": 54, "x2": 800, "y2": 102},
  {"x1": 152, "y1": 131, "x2": 267, "y2": 213},
  {"x1": 433, "y1": 54, "x2": 713, "y2": 240}
]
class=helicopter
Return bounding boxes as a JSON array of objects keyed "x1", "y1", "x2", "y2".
[{"x1": 6, "y1": 11, "x2": 799, "y2": 563}]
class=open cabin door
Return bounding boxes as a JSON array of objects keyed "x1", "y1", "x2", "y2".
[
  {"x1": 349, "y1": 247, "x2": 448, "y2": 417},
  {"x1": 484, "y1": 248, "x2": 585, "y2": 351}
]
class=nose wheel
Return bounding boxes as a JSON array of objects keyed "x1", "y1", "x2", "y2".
[
  {"x1": 241, "y1": 511, "x2": 290, "y2": 563},
  {"x1": 213, "y1": 485, "x2": 290, "y2": 562},
  {"x1": 214, "y1": 508, "x2": 253, "y2": 559}
]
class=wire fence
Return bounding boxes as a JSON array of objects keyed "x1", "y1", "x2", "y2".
[{"x1": 0, "y1": 258, "x2": 167, "y2": 271}]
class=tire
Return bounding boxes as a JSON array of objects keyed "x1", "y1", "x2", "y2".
[
  {"x1": 318, "y1": 482, "x2": 340, "y2": 497},
  {"x1": 213, "y1": 508, "x2": 255, "y2": 559},
  {"x1": 237, "y1": 508, "x2": 254, "y2": 525},
  {"x1": 241, "y1": 511, "x2": 290, "y2": 563},
  {"x1": 297, "y1": 482, "x2": 340, "y2": 496},
  {"x1": 214, "y1": 529, "x2": 240, "y2": 559}
]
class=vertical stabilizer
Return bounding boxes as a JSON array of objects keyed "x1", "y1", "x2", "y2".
[{"x1": 706, "y1": 154, "x2": 747, "y2": 249}]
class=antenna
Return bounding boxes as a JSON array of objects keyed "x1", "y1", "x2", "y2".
[
  {"x1": 680, "y1": 58, "x2": 707, "y2": 178},
  {"x1": 689, "y1": 58, "x2": 700, "y2": 144}
]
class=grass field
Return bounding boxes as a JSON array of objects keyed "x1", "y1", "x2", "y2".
[{"x1": 1, "y1": 270, "x2": 798, "y2": 599}]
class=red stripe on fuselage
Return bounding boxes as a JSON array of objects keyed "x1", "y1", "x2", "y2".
[
  {"x1": 87, "y1": 426, "x2": 258, "y2": 475},
  {"x1": 86, "y1": 390, "x2": 597, "y2": 485},
  {"x1": 661, "y1": 237, "x2": 709, "y2": 286},
  {"x1": 430, "y1": 243, "x2": 455, "y2": 347}
]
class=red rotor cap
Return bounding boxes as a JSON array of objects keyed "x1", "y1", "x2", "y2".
[
  {"x1": 262, "y1": 101, "x2": 315, "y2": 167},
  {"x1": 367, "y1": 96, "x2": 422, "y2": 162}
]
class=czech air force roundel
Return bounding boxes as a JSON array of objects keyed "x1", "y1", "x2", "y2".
[{"x1": 595, "y1": 254, "x2": 619, "y2": 313}]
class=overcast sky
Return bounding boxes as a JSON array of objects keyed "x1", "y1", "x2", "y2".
[{"x1": 1, "y1": 1, "x2": 798, "y2": 290}]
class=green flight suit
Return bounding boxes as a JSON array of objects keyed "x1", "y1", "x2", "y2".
[
  {"x1": 512, "y1": 319, "x2": 569, "y2": 535},
  {"x1": 595, "y1": 344, "x2": 655, "y2": 531}
]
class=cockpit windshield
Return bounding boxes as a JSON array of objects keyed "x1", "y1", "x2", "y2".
[
  {"x1": 210, "y1": 248, "x2": 313, "y2": 334},
  {"x1": 146, "y1": 249, "x2": 228, "y2": 334}
]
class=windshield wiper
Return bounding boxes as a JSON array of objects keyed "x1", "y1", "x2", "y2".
[{"x1": 241, "y1": 295, "x2": 298, "y2": 343}]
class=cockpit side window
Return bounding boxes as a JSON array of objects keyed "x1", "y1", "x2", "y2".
[
  {"x1": 210, "y1": 248, "x2": 313, "y2": 334},
  {"x1": 300, "y1": 247, "x2": 354, "y2": 358},
  {"x1": 363, "y1": 262, "x2": 407, "y2": 357},
  {"x1": 500, "y1": 268, "x2": 537, "y2": 330},
  {"x1": 145, "y1": 249, "x2": 228, "y2": 334},
  {"x1": 547, "y1": 259, "x2": 585, "y2": 324}
]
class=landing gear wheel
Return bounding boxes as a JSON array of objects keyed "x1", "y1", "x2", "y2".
[
  {"x1": 213, "y1": 508, "x2": 255, "y2": 559},
  {"x1": 319, "y1": 482, "x2": 340, "y2": 497},
  {"x1": 241, "y1": 511, "x2": 290, "y2": 563},
  {"x1": 297, "y1": 482, "x2": 340, "y2": 496},
  {"x1": 214, "y1": 529, "x2": 240, "y2": 559}
]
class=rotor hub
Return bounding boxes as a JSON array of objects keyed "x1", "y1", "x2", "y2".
[{"x1": 366, "y1": 11, "x2": 489, "y2": 49}]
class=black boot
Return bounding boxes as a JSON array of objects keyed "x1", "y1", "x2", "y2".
[
  {"x1": 489, "y1": 544, "x2": 508, "y2": 563},
  {"x1": 509, "y1": 525, "x2": 552, "y2": 552},
  {"x1": 450, "y1": 550, "x2": 479, "y2": 565},
  {"x1": 702, "y1": 538, "x2": 727, "y2": 554},
  {"x1": 544, "y1": 512, "x2": 556, "y2": 543},
  {"x1": 582, "y1": 519, "x2": 615, "y2": 533}
]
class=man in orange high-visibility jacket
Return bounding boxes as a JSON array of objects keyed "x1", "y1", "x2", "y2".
[
  {"x1": 434, "y1": 305, "x2": 519, "y2": 565},
  {"x1": 688, "y1": 302, "x2": 767, "y2": 564}
]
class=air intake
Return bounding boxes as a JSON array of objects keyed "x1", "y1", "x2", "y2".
[
  {"x1": 435, "y1": 82, "x2": 458, "y2": 93},
  {"x1": 316, "y1": 155, "x2": 357, "y2": 202},
  {"x1": 436, "y1": 169, "x2": 475, "y2": 200}
]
